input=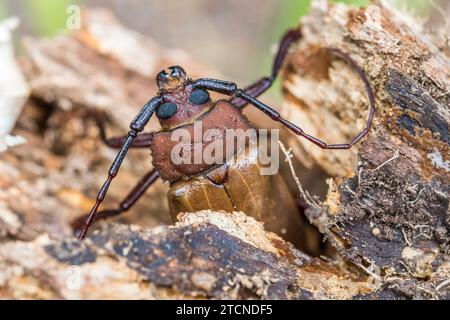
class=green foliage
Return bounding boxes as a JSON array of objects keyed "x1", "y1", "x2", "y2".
[
  {"x1": 0, "y1": 1, "x2": 8, "y2": 20},
  {"x1": 24, "y1": 0, "x2": 79, "y2": 36}
]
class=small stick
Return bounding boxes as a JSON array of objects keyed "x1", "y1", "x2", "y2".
[
  {"x1": 278, "y1": 141, "x2": 321, "y2": 208},
  {"x1": 372, "y1": 149, "x2": 399, "y2": 172},
  {"x1": 401, "y1": 228, "x2": 412, "y2": 246}
]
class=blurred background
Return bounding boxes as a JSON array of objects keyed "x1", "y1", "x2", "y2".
[{"x1": 2, "y1": 0, "x2": 448, "y2": 88}]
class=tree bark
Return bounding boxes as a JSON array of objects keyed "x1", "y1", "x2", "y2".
[{"x1": 281, "y1": 0, "x2": 449, "y2": 299}]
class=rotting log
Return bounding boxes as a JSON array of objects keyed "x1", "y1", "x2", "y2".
[
  {"x1": 280, "y1": 0, "x2": 449, "y2": 299},
  {"x1": 0, "y1": 211, "x2": 373, "y2": 299}
]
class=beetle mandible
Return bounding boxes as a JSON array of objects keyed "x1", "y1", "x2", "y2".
[{"x1": 75, "y1": 28, "x2": 375, "y2": 244}]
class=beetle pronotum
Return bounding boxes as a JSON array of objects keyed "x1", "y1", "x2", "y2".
[{"x1": 75, "y1": 28, "x2": 375, "y2": 243}]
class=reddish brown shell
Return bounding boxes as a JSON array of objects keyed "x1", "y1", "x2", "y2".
[
  {"x1": 151, "y1": 100, "x2": 252, "y2": 182},
  {"x1": 158, "y1": 81, "x2": 211, "y2": 130}
]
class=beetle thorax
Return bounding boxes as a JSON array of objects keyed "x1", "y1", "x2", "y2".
[
  {"x1": 158, "y1": 83, "x2": 212, "y2": 130},
  {"x1": 151, "y1": 101, "x2": 252, "y2": 182}
]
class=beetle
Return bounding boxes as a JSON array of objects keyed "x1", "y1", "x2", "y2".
[{"x1": 75, "y1": 28, "x2": 375, "y2": 244}]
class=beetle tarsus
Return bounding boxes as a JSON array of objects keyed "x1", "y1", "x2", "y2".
[{"x1": 74, "y1": 169, "x2": 160, "y2": 238}]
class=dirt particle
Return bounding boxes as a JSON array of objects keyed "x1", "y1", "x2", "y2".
[
  {"x1": 372, "y1": 227, "x2": 381, "y2": 237},
  {"x1": 191, "y1": 272, "x2": 217, "y2": 292}
]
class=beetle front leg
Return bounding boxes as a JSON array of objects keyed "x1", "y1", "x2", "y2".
[
  {"x1": 233, "y1": 48, "x2": 376, "y2": 149},
  {"x1": 73, "y1": 169, "x2": 160, "y2": 237},
  {"x1": 194, "y1": 58, "x2": 375, "y2": 150},
  {"x1": 78, "y1": 96, "x2": 162, "y2": 240},
  {"x1": 193, "y1": 78, "x2": 238, "y2": 95},
  {"x1": 234, "y1": 90, "x2": 371, "y2": 149},
  {"x1": 230, "y1": 77, "x2": 273, "y2": 108}
]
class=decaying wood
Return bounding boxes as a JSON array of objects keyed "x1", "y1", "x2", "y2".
[
  {"x1": 0, "y1": 2, "x2": 448, "y2": 300},
  {"x1": 0, "y1": 211, "x2": 373, "y2": 299},
  {"x1": 281, "y1": 0, "x2": 449, "y2": 299}
]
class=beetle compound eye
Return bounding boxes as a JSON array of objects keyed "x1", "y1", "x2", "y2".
[
  {"x1": 156, "y1": 102, "x2": 178, "y2": 119},
  {"x1": 188, "y1": 89, "x2": 210, "y2": 105}
]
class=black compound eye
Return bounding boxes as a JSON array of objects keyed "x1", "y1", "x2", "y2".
[
  {"x1": 189, "y1": 89, "x2": 210, "y2": 105},
  {"x1": 156, "y1": 102, "x2": 177, "y2": 119}
]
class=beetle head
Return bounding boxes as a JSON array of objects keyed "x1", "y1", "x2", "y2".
[
  {"x1": 157, "y1": 66, "x2": 187, "y2": 92},
  {"x1": 155, "y1": 66, "x2": 212, "y2": 129}
]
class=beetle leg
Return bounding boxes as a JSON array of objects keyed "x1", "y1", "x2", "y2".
[
  {"x1": 246, "y1": 48, "x2": 376, "y2": 149},
  {"x1": 72, "y1": 169, "x2": 160, "y2": 236},
  {"x1": 193, "y1": 48, "x2": 375, "y2": 150},
  {"x1": 231, "y1": 28, "x2": 302, "y2": 108},
  {"x1": 100, "y1": 132, "x2": 154, "y2": 149},
  {"x1": 230, "y1": 77, "x2": 273, "y2": 108},
  {"x1": 235, "y1": 89, "x2": 374, "y2": 149},
  {"x1": 78, "y1": 96, "x2": 162, "y2": 240},
  {"x1": 93, "y1": 110, "x2": 154, "y2": 149}
]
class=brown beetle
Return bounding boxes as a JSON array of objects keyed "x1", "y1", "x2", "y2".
[{"x1": 75, "y1": 28, "x2": 375, "y2": 245}]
